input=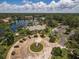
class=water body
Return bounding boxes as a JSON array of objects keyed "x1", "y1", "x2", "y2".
[
  {"x1": 0, "y1": 29, "x2": 4, "y2": 36},
  {"x1": 10, "y1": 19, "x2": 29, "y2": 32}
]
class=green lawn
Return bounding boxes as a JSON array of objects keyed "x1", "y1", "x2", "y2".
[{"x1": 30, "y1": 43, "x2": 43, "y2": 52}]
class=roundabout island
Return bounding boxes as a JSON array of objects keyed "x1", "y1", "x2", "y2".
[{"x1": 30, "y1": 43, "x2": 43, "y2": 52}]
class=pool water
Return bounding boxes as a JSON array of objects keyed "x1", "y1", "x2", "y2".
[{"x1": 10, "y1": 19, "x2": 29, "y2": 32}]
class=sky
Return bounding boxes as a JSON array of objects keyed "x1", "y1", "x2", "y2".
[{"x1": 0, "y1": 0, "x2": 79, "y2": 13}]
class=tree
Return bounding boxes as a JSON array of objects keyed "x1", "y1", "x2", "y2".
[
  {"x1": 0, "y1": 54, "x2": 3, "y2": 59},
  {"x1": 47, "y1": 20, "x2": 58, "y2": 28},
  {"x1": 49, "y1": 35, "x2": 56, "y2": 43},
  {"x1": 63, "y1": 16, "x2": 79, "y2": 28},
  {"x1": 67, "y1": 28, "x2": 79, "y2": 49},
  {"x1": 0, "y1": 45, "x2": 6, "y2": 59},
  {"x1": 4, "y1": 31, "x2": 15, "y2": 45},
  {"x1": 73, "y1": 48, "x2": 79, "y2": 56},
  {"x1": 68, "y1": 50, "x2": 79, "y2": 59},
  {"x1": 51, "y1": 47, "x2": 62, "y2": 56},
  {"x1": 66, "y1": 28, "x2": 79, "y2": 59},
  {"x1": 0, "y1": 46, "x2": 6, "y2": 54},
  {"x1": 44, "y1": 27, "x2": 52, "y2": 36},
  {"x1": 19, "y1": 29, "x2": 31, "y2": 35},
  {"x1": 64, "y1": 28, "x2": 71, "y2": 34}
]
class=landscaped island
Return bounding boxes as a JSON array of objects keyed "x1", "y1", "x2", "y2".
[{"x1": 0, "y1": 13, "x2": 79, "y2": 59}]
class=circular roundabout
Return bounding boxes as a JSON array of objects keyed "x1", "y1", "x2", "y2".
[{"x1": 6, "y1": 34, "x2": 59, "y2": 59}]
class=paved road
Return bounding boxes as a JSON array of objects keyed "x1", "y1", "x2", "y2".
[{"x1": 52, "y1": 25, "x2": 69, "y2": 47}]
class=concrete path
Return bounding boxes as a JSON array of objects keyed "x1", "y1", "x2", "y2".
[{"x1": 6, "y1": 36, "x2": 65, "y2": 59}]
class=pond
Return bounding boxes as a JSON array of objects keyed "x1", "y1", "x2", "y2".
[{"x1": 10, "y1": 19, "x2": 29, "y2": 32}]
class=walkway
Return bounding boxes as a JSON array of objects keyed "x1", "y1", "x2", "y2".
[{"x1": 6, "y1": 36, "x2": 65, "y2": 59}]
